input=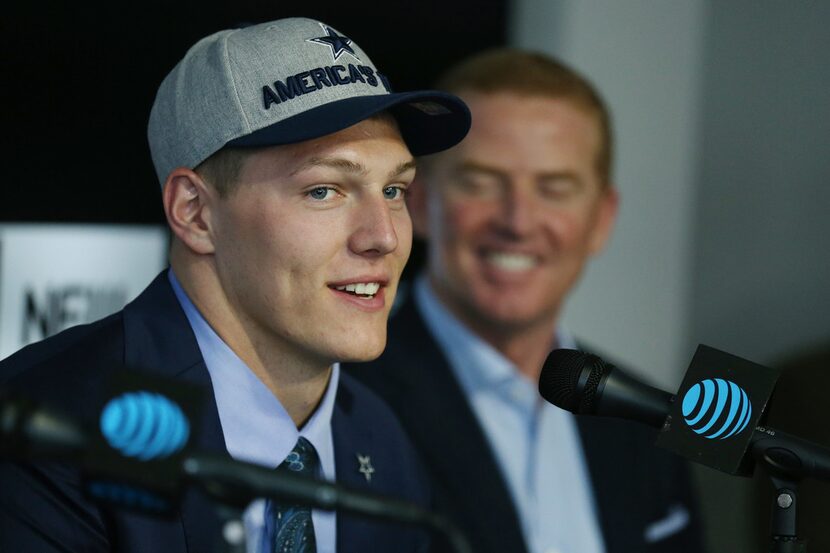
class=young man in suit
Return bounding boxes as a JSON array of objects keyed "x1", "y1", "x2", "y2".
[
  {"x1": 0, "y1": 17, "x2": 470, "y2": 553},
  {"x1": 346, "y1": 48, "x2": 705, "y2": 553}
]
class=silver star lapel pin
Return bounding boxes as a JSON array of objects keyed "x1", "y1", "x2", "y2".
[{"x1": 356, "y1": 454, "x2": 375, "y2": 482}]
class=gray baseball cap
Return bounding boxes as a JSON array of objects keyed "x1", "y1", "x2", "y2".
[{"x1": 148, "y1": 17, "x2": 471, "y2": 186}]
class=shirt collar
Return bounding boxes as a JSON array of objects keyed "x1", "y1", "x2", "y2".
[
  {"x1": 167, "y1": 269, "x2": 338, "y2": 474},
  {"x1": 414, "y1": 273, "x2": 577, "y2": 390},
  {"x1": 414, "y1": 274, "x2": 514, "y2": 392}
]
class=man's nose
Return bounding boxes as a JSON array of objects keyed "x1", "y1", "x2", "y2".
[
  {"x1": 348, "y1": 195, "x2": 400, "y2": 256},
  {"x1": 498, "y1": 183, "x2": 536, "y2": 237}
]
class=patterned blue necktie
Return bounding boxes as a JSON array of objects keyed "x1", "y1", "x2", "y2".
[{"x1": 261, "y1": 437, "x2": 319, "y2": 553}]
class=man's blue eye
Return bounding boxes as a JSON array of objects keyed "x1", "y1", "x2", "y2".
[
  {"x1": 383, "y1": 186, "x2": 403, "y2": 200},
  {"x1": 309, "y1": 187, "x2": 332, "y2": 200}
]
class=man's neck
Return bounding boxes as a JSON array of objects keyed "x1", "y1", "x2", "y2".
[
  {"x1": 253, "y1": 363, "x2": 333, "y2": 428},
  {"x1": 473, "y1": 321, "x2": 558, "y2": 382},
  {"x1": 423, "y1": 275, "x2": 559, "y2": 382},
  {"x1": 171, "y1": 255, "x2": 332, "y2": 427}
]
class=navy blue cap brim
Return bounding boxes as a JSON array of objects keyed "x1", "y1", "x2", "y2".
[{"x1": 226, "y1": 90, "x2": 471, "y2": 156}]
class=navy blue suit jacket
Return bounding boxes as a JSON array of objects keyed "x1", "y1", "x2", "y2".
[
  {"x1": 345, "y1": 292, "x2": 706, "y2": 553},
  {"x1": 0, "y1": 272, "x2": 431, "y2": 553}
]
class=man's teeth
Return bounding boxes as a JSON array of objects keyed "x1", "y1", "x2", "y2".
[
  {"x1": 334, "y1": 282, "x2": 381, "y2": 297},
  {"x1": 486, "y1": 252, "x2": 536, "y2": 271}
]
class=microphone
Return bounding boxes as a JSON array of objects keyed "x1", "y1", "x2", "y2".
[
  {"x1": 1, "y1": 381, "x2": 472, "y2": 553},
  {"x1": 0, "y1": 389, "x2": 89, "y2": 460},
  {"x1": 538, "y1": 349, "x2": 671, "y2": 428},
  {"x1": 539, "y1": 347, "x2": 830, "y2": 482}
]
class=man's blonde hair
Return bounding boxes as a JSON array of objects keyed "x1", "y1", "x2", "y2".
[{"x1": 435, "y1": 48, "x2": 613, "y2": 184}]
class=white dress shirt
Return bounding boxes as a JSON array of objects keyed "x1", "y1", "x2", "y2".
[
  {"x1": 169, "y1": 269, "x2": 338, "y2": 553},
  {"x1": 414, "y1": 274, "x2": 605, "y2": 553}
]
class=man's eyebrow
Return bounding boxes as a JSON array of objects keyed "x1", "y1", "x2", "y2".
[
  {"x1": 291, "y1": 157, "x2": 367, "y2": 176},
  {"x1": 390, "y1": 159, "x2": 417, "y2": 178},
  {"x1": 459, "y1": 161, "x2": 581, "y2": 183},
  {"x1": 291, "y1": 157, "x2": 417, "y2": 179},
  {"x1": 456, "y1": 161, "x2": 505, "y2": 177}
]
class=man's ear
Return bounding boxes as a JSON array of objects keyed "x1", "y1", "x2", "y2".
[
  {"x1": 162, "y1": 168, "x2": 216, "y2": 255},
  {"x1": 589, "y1": 184, "x2": 620, "y2": 255},
  {"x1": 406, "y1": 173, "x2": 431, "y2": 239}
]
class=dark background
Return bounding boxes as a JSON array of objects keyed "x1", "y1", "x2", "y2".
[{"x1": 2, "y1": 1, "x2": 508, "y2": 225}]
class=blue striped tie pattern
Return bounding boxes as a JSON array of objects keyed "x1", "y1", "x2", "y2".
[{"x1": 261, "y1": 437, "x2": 319, "y2": 553}]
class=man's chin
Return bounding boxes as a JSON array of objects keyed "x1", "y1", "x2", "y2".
[
  {"x1": 470, "y1": 302, "x2": 556, "y2": 332},
  {"x1": 333, "y1": 338, "x2": 387, "y2": 364}
]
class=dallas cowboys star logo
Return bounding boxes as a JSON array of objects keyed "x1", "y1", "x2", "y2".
[
  {"x1": 356, "y1": 454, "x2": 375, "y2": 482},
  {"x1": 307, "y1": 24, "x2": 360, "y2": 62}
]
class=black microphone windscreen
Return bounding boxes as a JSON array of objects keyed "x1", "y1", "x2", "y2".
[
  {"x1": 538, "y1": 349, "x2": 583, "y2": 411},
  {"x1": 539, "y1": 349, "x2": 609, "y2": 414}
]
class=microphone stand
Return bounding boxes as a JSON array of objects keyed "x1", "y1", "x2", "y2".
[
  {"x1": 213, "y1": 503, "x2": 247, "y2": 553},
  {"x1": 765, "y1": 474, "x2": 806, "y2": 553},
  {"x1": 1, "y1": 390, "x2": 472, "y2": 553},
  {"x1": 183, "y1": 453, "x2": 473, "y2": 553},
  {"x1": 751, "y1": 427, "x2": 817, "y2": 553}
]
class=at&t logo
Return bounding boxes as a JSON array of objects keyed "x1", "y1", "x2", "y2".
[{"x1": 681, "y1": 378, "x2": 753, "y2": 440}]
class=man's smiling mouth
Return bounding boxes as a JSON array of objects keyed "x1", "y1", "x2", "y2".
[
  {"x1": 332, "y1": 282, "x2": 381, "y2": 299},
  {"x1": 484, "y1": 251, "x2": 537, "y2": 272}
]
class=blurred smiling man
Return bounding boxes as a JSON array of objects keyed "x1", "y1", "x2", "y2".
[
  {"x1": 419, "y1": 76, "x2": 617, "y2": 364},
  {"x1": 347, "y1": 48, "x2": 704, "y2": 553}
]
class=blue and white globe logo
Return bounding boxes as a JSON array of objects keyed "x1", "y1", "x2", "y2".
[
  {"x1": 681, "y1": 378, "x2": 753, "y2": 440},
  {"x1": 100, "y1": 391, "x2": 190, "y2": 460}
]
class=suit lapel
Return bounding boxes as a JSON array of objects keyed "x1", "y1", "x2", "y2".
[
  {"x1": 332, "y1": 382, "x2": 370, "y2": 553},
  {"x1": 122, "y1": 271, "x2": 228, "y2": 553},
  {"x1": 333, "y1": 377, "x2": 413, "y2": 553},
  {"x1": 576, "y1": 412, "x2": 650, "y2": 553},
  {"x1": 384, "y1": 296, "x2": 528, "y2": 553}
]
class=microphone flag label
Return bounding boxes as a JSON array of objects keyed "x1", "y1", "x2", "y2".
[
  {"x1": 82, "y1": 367, "x2": 206, "y2": 514},
  {"x1": 656, "y1": 344, "x2": 781, "y2": 475}
]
